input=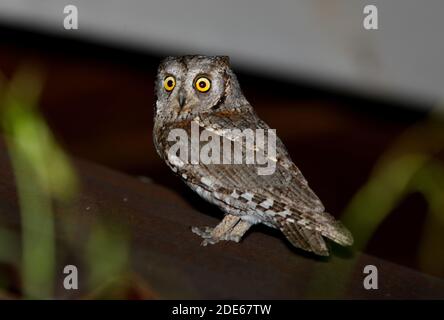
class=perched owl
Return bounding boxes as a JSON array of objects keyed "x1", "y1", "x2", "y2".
[{"x1": 153, "y1": 55, "x2": 353, "y2": 256}]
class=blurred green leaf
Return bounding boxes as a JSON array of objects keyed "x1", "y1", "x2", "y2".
[{"x1": 0, "y1": 66, "x2": 78, "y2": 298}]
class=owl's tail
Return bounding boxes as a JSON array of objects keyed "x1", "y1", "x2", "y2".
[{"x1": 279, "y1": 212, "x2": 353, "y2": 256}]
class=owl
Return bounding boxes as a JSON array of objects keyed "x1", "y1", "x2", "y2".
[{"x1": 153, "y1": 55, "x2": 353, "y2": 256}]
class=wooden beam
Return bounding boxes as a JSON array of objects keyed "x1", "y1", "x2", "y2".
[{"x1": 0, "y1": 139, "x2": 443, "y2": 299}]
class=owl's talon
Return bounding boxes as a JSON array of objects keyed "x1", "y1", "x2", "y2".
[
  {"x1": 191, "y1": 226, "x2": 214, "y2": 239},
  {"x1": 192, "y1": 226, "x2": 224, "y2": 245},
  {"x1": 201, "y1": 238, "x2": 219, "y2": 246}
]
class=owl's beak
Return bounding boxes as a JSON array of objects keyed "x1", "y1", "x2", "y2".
[{"x1": 178, "y1": 90, "x2": 186, "y2": 108}]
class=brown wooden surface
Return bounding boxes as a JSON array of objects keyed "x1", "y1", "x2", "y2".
[{"x1": 0, "y1": 140, "x2": 443, "y2": 299}]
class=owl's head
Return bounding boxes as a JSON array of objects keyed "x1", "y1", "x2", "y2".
[{"x1": 154, "y1": 55, "x2": 247, "y2": 122}]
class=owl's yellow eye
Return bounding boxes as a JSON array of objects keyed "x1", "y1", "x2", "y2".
[
  {"x1": 163, "y1": 76, "x2": 176, "y2": 92},
  {"x1": 195, "y1": 77, "x2": 211, "y2": 93}
]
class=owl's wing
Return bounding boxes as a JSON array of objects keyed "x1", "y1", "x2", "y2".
[
  {"x1": 175, "y1": 108, "x2": 353, "y2": 254},
  {"x1": 192, "y1": 107, "x2": 328, "y2": 211}
]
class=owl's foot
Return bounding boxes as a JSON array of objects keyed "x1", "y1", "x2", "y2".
[
  {"x1": 191, "y1": 214, "x2": 252, "y2": 246},
  {"x1": 191, "y1": 226, "x2": 219, "y2": 246}
]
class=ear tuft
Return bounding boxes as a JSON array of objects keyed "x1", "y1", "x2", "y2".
[{"x1": 217, "y1": 56, "x2": 230, "y2": 66}]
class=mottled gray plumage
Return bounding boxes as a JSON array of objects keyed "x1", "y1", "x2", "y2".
[{"x1": 153, "y1": 55, "x2": 353, "y2": 256}]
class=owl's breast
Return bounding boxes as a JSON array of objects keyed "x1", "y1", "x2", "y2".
[{"x1": 153, "y1": 118, "x2": 192, "y2": 155}]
